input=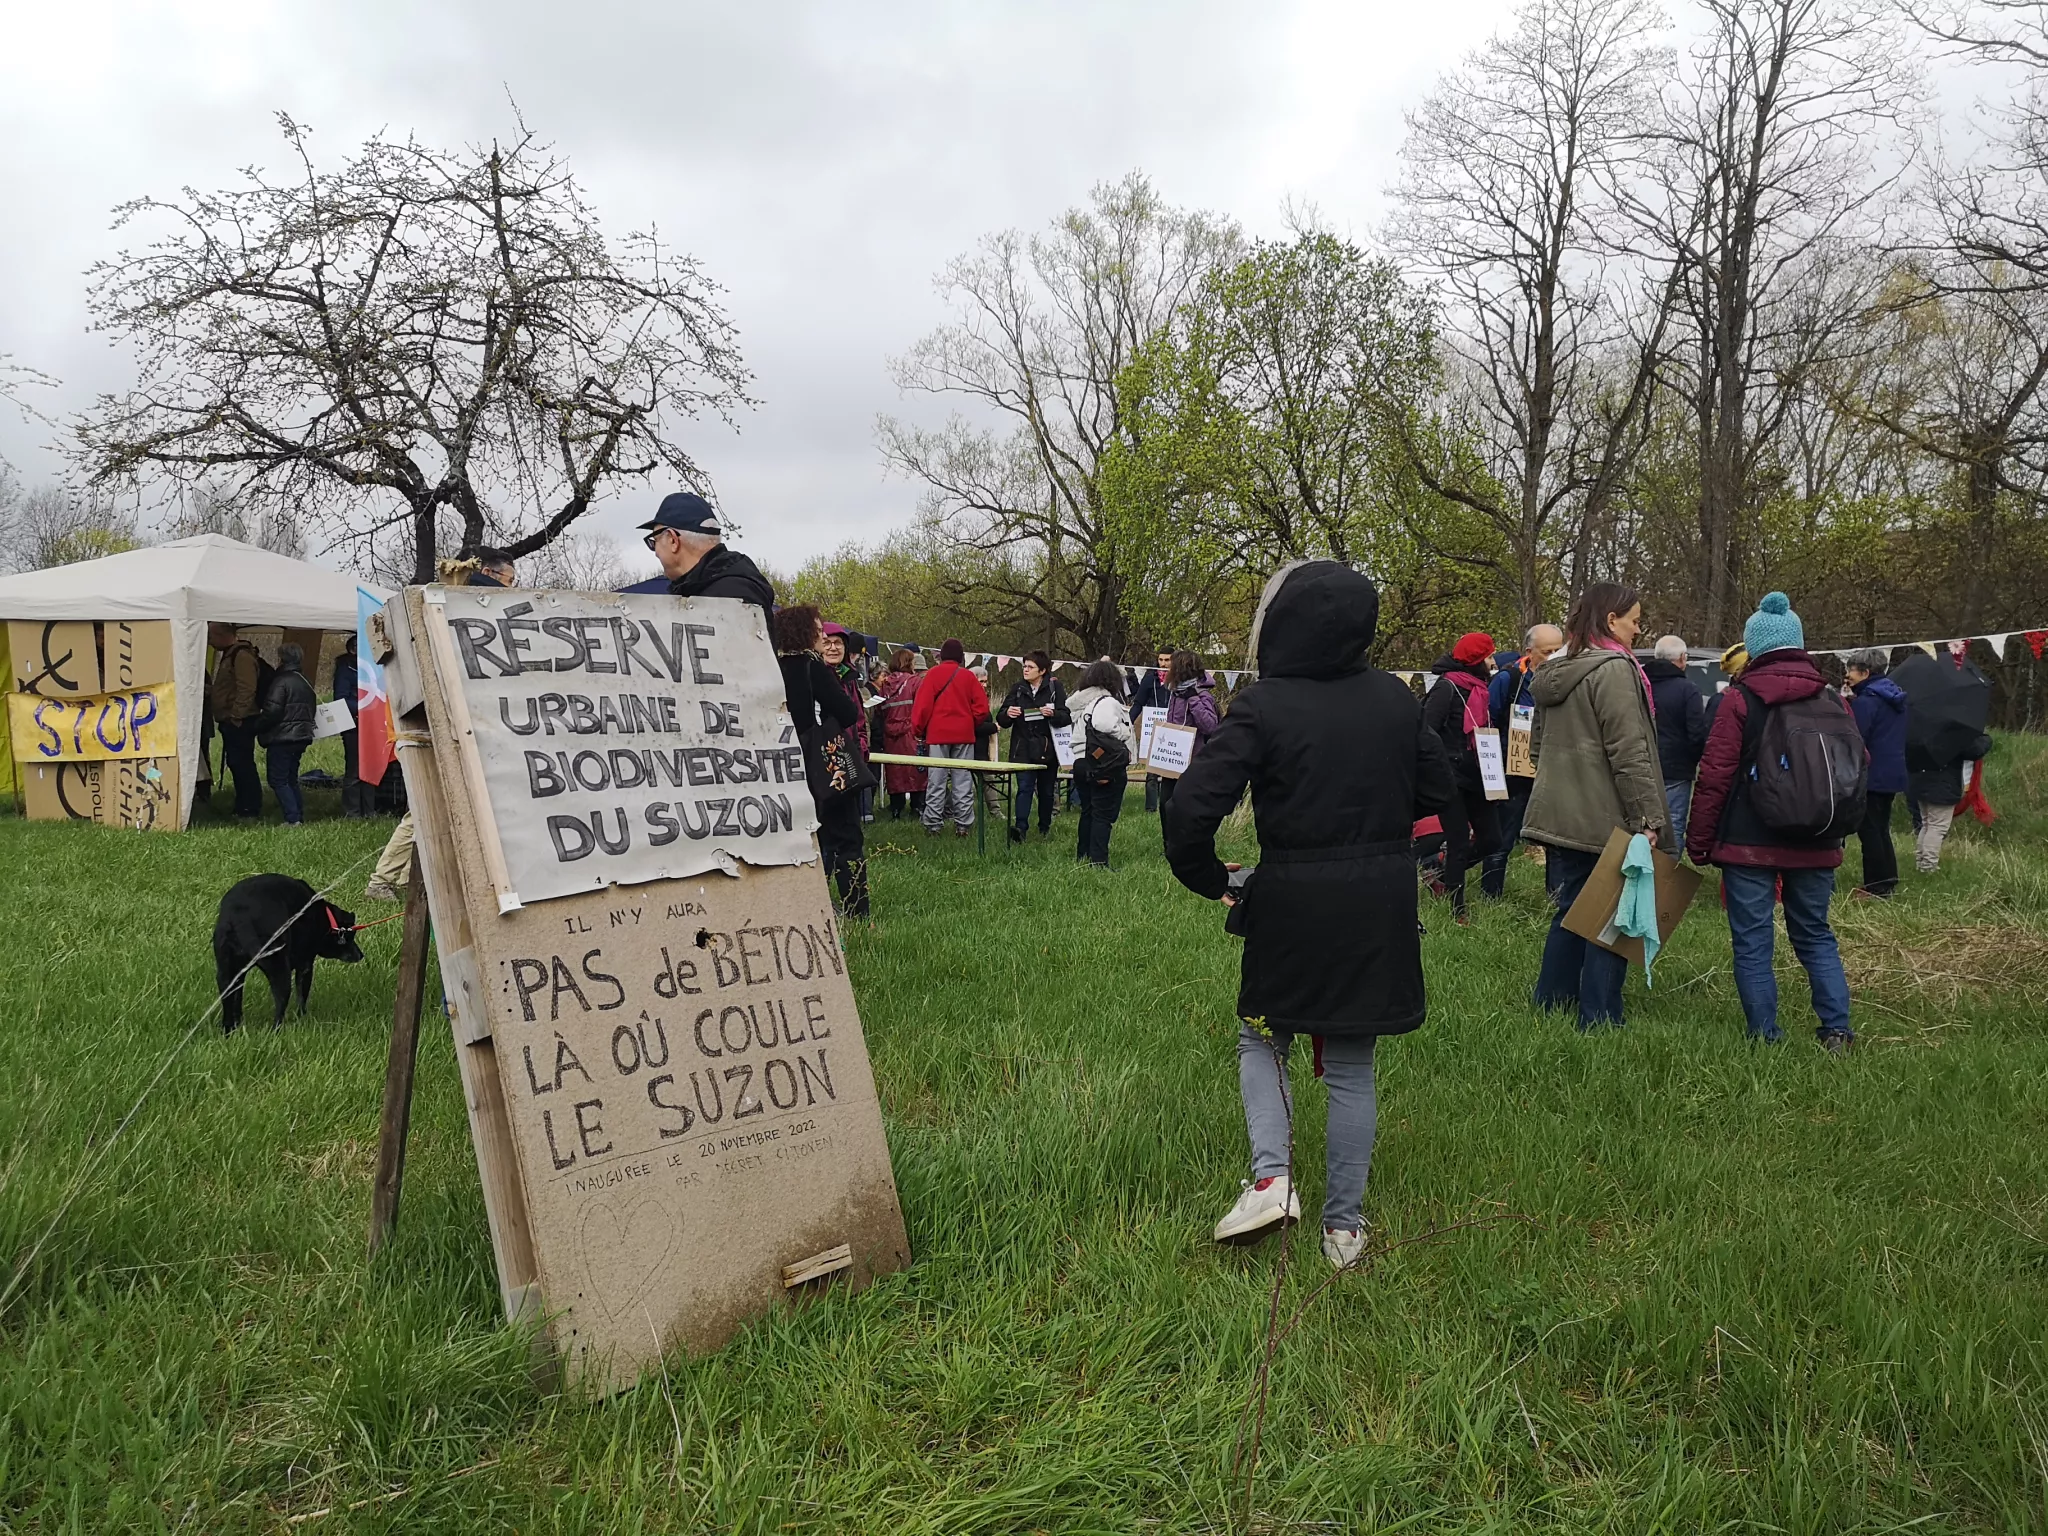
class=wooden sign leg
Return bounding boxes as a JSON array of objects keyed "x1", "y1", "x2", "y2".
[{"x1": 368, "y1": 853, "x2": 432, "y2": 1258}]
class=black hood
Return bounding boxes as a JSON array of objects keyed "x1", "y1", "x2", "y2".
[{"x1": 1250, "y1": 561, "x2": 1379, "y2": 680}]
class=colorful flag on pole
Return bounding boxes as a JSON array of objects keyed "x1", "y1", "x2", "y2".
[{"x1": 356, "y1": 587, "x2": 396, "y2": 787}]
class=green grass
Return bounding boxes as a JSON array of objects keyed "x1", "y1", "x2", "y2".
[{"x1": 2, "y1": 734, "x2": 2047, "y2": 1532}]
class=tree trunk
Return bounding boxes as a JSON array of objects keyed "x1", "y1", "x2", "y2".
[{"x1": 410, "y1": 497, "x2": 439, "y2": 585}]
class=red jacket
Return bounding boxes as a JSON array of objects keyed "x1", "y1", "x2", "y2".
[
  {"x1": 910, "y1": 661, "x2": 991, "y2": 747},
  {"x1": 1686, "y1": 650, "x2": 1848, "y2": 870}
]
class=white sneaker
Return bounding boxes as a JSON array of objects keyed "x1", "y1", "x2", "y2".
[
  {"x1": 1321, "y1": 1227, "x2": 1367, "y2": 1270},
  {"x1": 1213, "y1": 1177, "x2": 1300, "y2": 1245}
]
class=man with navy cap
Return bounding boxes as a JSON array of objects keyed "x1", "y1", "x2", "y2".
[{"x1": 638, "y1": 491, "x2": 775, "y2": 613}]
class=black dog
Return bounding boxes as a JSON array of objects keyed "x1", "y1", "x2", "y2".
[{"x1": 214, "y1": 874, "x2": 366, "y2": 1032}]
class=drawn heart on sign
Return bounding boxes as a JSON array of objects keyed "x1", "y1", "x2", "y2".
[{"x1": 577, "y1": 1194, "x2": 678, "y2": 1325}]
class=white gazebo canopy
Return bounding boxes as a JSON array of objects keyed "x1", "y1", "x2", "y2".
[
  {"x1": 0, "y1": 533, "x2": 380, "y2": 628},
  {"x1": 0, "y1": 535, "x2": 390, "y2": 828}
]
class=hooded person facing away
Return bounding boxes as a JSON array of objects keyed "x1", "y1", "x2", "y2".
[{"x1": 1164, "y1": 561, "x2": 1454, "y2": 1269}]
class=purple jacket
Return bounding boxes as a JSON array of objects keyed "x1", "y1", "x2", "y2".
[{"x1": 1165, "y1": 677, "x2": 1221, "y2": 756}]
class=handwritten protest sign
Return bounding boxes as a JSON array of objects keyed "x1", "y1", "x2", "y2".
[
  {"x1": 428, "y1": 587, "x2": 818, "y2": 908},
  {"x1": 1137, "y1": 705, "x2": 1166, "y2": 766},
  {"x1": 1506, "y1": 704, "x2": 1535, "y2": 778},
  {"x1": 381, "y1": 586, "x2": 908, "y2": 1392},
  {"x1": 1473, "y1": 726, "x2": 1509, "y2": 801},
  {"x1": 1145, "y1": 721, "x2": 1198, "y2": 778},
  {"x1": 7, "y1": 684, "x2": 177, "y2": 761}
]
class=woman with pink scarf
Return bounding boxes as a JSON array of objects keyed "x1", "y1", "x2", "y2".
[
  {"x1": 1521, "y1": 582, "x2": 1670, "y2": 1031},
  {"x1": 1421, "y1": 631, "x2": 1502, "y2": 923}
]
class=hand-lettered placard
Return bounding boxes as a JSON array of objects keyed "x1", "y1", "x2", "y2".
[
  {"x1": 430, "y1": 589, "x2": 818, "y2": 905},
  {"x1": 385, "y1": 587, "x2": 909, "y2": 1393},
  {"x1": 7, "y1": 684, "x2": 178, "y2": 761}
]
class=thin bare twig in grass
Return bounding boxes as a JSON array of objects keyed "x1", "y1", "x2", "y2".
[
  {"x1": 1514, "y1": 1382, "x2": 1547, "y2": 1474},
  {"x1": 0, "y1": 848, "x2": 382, "y2": 1322},
  {"x1": 644, "y1": 1305, "x2": 691, "y2": 1487},
  {"x1": 280, "y1": 1458, "x2": 500, "y2": 1525},
  {"x1": 1271, "y1": 1213, "x2": 1537, "y2": 1353}
]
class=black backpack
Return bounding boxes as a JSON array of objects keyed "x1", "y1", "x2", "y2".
[
  {"x1": 1737, "y1": 682, "x2": 1867, "y2": 841},
  {"x1": 1081, "y1": 706, "x2": 1131, "y2": 785}
]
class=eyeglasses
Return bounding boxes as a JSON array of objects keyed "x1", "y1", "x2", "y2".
[{"x1": 642, "y1": 528, "x2": 670, "y2": 552}]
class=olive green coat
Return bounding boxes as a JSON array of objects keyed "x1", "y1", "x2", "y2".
[{"x1": 1522, "y1": 649, "x2": 1675, "y2": 856}]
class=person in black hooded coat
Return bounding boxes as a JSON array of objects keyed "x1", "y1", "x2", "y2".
[{"x1": 1164, "y1": 561, "x2": 1454, "y2": 1268}]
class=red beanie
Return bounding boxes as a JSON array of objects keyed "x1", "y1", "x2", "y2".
[{"x1": 1452, "y1": 631, "x2": 1495, "y2": 667}]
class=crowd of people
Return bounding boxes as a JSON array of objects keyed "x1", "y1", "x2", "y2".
[
  {"x1": 195, "y1": 487, "x2": 2006, "y2": 1272},
  {"x1": 1163, "y1": 565, "x2": 2000, "y2": 1269}
]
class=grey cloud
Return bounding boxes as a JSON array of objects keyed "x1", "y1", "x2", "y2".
[{"x1": 0, "y1": 0, "x2": 1519, "y2": 574}]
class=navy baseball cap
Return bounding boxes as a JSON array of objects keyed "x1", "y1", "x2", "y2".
[{"x1": 637, "y1": 491, "x2": 724, "y2": 536}]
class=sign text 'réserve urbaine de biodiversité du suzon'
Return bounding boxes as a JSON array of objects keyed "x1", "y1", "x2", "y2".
[{"x1": 438, "y1": 589, "x2": 816, "y2": 905}]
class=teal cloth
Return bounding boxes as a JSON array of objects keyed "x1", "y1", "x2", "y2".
[{"x1": 1613, "y1": 832, "x2": 1661, "y2": 986}]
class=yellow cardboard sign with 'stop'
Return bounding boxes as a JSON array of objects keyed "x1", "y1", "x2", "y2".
[{"x1": 7, "y1": 684, "x2": 179, "y2": 762}]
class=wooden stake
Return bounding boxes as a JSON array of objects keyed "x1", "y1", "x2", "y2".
[{"x1": 368, "y1": 851, "x2": 431, "y2": 1258}]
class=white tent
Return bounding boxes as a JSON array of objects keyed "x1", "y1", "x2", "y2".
[{"x1": 0, "y1": 535, "x2": 388, "y2": 827}]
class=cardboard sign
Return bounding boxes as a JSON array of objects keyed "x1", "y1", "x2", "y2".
[
  {"x1": 1137, "y1": 705, "x2": 1166, "y2": 766},
  {"x1": 8, "y1": 684, "x2": 178, "y2": 762},
  {"x1": 384, "y1": 586, "x2": 908, "y2": 1392},
  {"x1": 103, "y1": 620, "x2": 175, "y2": 690},
  {"x1": 428, "y1": 588, "x2": 818, "y2": 908},
  {"x1": 102, "y1": 755, "x2": 180, "y2": 832},
  {"x1": 1053, "y1": 723, "x2": 1077, "y2": 770},
  {"x1": 1473, "y1": 726, "x2": 1509, "y2": 801},
  {"x1": 312, "y1": 698, "x2": 355, "y2": 739},
  {"x1": 8, "y1": 621, "x2": 100, "y2": 698},
  {"x1": 1506, "y1": 704, "x2": 1535, "y2": 779},
  {"x1": 20, "y1": 760, "x2": 101, "y2": 821},
  {"x1": 1145, "y1": 721, "x2": 1198, "y2": 778},
  {"x1": 1562, "y1": 827, "x2": 1703, "y2": 966}
]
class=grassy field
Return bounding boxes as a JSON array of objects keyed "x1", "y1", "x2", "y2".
[{"x1": 2, "y1": 734, "x2": 2046, "y2": 1533}]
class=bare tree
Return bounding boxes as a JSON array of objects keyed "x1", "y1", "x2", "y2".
[
  {"x1": 159, "y1": 482, "x2": 306, "y2": 557},
  {"x1": 1645, "y1": 0, "x2": 1920, "y2": 636},
  {"x1": 74, "y1": 113, "x2": 753, "y2": 583},
  {"x1": 1389, "y1": 0, "x2": 1674, "y2": 626},
  {"x1": 879, "y1": 174, "x2": 1238, "y2": 658},
  {"x1": 521, "y1": 527, "x2": 636, "y2": 591},
  {"x1": 0, "y1": 480, "x2": 140, "y2": 572}
]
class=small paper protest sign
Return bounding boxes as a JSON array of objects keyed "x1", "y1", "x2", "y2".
[
  {"x1": 1474, "y1": 727, "x2": 1509, "y2": 801},
  {"x1": 312, "y1": 699, "x2": 354, "y2": 739},
  {"x1": 1145, "y1": 722, "x2": 1198, "y2": 778}
]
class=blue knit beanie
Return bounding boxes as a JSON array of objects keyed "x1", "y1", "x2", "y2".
[{"x1": 1743, "y1": 591, "x2": 1805, "y2": 659}]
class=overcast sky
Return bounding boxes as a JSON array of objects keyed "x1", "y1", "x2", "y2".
[{"x1": 5, "y1": 0, "x2": 1583, "y2": 578}]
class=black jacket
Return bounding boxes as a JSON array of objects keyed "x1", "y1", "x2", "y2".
[
  {"x1": 669, "y1": 545, "x2": 775, "y2": 614},
  {"x1": 1645, "y1": 658, "x2": 1708, "y2": 783},
  {"x1": 997, "y1": 677, "x2": 1070, "y2": 766},
  {"x1": 1164, "y1": 561, "x2": 1454, "y2": 1037},
  {"x1": 333, "y1": 649, "x2": 359, "y2": 723},
  {"x1": 1128, "y1": 666, "x2": 1171, "y2": 723},
  {"x1": 1422, "y1": 657, "x2": 1490, "y2": 792},
  {"x1": 257, "y1": 668, "x2": 318, "y2": 747},
  {"x1": 778, "y1": 652, "x2": 858, "y2": 738}
]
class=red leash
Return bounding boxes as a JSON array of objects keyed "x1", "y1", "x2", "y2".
[{"x1": 327, "y1": 906, "x2": 408, "y2": 935}]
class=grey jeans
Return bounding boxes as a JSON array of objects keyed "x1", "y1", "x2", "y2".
[
  {"x1": 921, "y1": 743, "x2": 976, "y2": 829},
  {"x1": 1664, "y1": 779, "x2": 1693, "y2": 849},
  {"x1": 1237, "y1": 1024, "x2": 1378, "y2": 1233}
]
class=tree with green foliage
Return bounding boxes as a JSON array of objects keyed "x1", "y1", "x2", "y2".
[{"x1": 879, "y1": 174, "x2": 1238, "y2": 658}]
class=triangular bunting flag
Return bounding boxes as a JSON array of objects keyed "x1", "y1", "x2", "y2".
[
  {"x1": 1918, "y1": 642, "x2": 1937, "y2": 657},
  {"x1": 2027, "y1": 630, "x2": 2048, "y2": 659},
  {"x1": 1987, "y1": 632, "x2": 2008, "y2": 660},
  {"x1": 1948, "y1": 639, "x2": 1970, "y2": 661}
]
